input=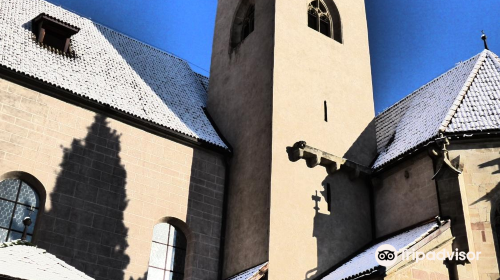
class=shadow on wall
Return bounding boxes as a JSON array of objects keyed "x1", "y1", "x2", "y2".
[
  {"x1": 36, "y1": 114, "x2": 139, "y2": 280},
  {"x1": 185, "y1": 149, "x2": 225, "y2": 280},
  {"x1": 90, "y1": 25, "x2": 226, "y2": 280},
  {"x1": 473, "y1": 157, "x2": 500, "y2": 271},
  {"x1": 304, "y1": 121, "x2": 377, "y2": 280}
]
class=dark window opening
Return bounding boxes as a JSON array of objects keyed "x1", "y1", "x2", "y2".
[
  {"x1": 308, "y1": 9, "x2": 318, "y2": 30},
  {"x1": 324, "y1": 101, "x2": 328, "y2": 122},
  {"x1": 42, "y1": 32, "x2": 67, "y2": 51},
  {"x1": 320, "y1": 16, "x2": 331, "y2": 37},
  {"x1": 307, "y1": 0, "x2": 342, "y2": 43},
  {"x1": 230, "y1": 2, "x2": 256, "y2": 49},
  {"x1": 326, "y1": 183, "x2": 331, "y2": 212},
  {"x1": 242, "y1": 6, "x2": 255, "y2": 41},
  {"x1": 31, "y1": 13, "x2": 79, "y2": 56}
]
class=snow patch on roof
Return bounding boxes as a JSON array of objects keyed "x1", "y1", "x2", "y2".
[
  {"x1": 373, "y1": 51, "x2": 485, "y2": 169},
  {"x1": 446, "y1": 52, "x2": 500, "y2": 133},
  {"x1": 0, "y1": 0, "x2": 227, "y2": 149},
  {"x1": 0, "y1": 241, "x2": 94, "y2": 280},
  {"x1": 322, "y1": 222, "x2": 439, "y2": 280},
  {"x1": 227, "y1": 262, "x2": 268, "y2": 280}
]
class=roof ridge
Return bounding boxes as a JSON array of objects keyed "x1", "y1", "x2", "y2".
[
  {"x1": 439, "y1": 50, "x2": 491, "y2": 132},
  {"x1": 375, "y1": 52, "x2": 484, "y2": 119},
  {"x1": 486, "y1": 49, "x2": 500, "y2": 73}
]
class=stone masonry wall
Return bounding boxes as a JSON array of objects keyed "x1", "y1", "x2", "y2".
[
  {"x1": 449, "y1": 141, "x2": 500, "y2": 280},
  {"x1": 386, "y1": 228, "x2": 475, "y2": 280},
  {"x1": 0, "y1": 77, "x2": 226, "y2": 280}
]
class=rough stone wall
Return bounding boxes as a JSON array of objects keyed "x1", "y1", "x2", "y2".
[
  {"x1": 0, "y1": 77, "x2": 226, "y2": 280},
  {"x1": 374, "y1": 152, "x2": 440, "y2": 237},
  {"x1": 449, "y1": 141, "x2": 500, "y2": 280}
]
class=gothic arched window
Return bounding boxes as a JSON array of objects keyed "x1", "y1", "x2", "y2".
[
  {"x1": 0, "y1": 178, "x2": 41, "y2": 242},
  {"x1": 230, "y1": 0, "x2": 256, "y2": 49},
  {"x1": 147, "y1": 223, "x2": 187, "y2": 280},
  {"x1": 307, "y1": 0, "x2": 342, "y2": 43}
]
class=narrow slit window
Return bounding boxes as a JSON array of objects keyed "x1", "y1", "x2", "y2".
[
  {"x1": 324, "y1": 101, "x2": 328, "y2": 122},
  {"x1": 326, "y1": 183, "x2": 331, "y2": 212}
]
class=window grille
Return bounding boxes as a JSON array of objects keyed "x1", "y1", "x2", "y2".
[
  {"x1": 0, "y1": 179, "x2": 40, "y2": 242},
  {"x1": 147, "y1": 223, "x2": 187, "y2": 280}
]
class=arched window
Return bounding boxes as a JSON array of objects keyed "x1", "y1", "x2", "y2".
[
  {"x1": 0, "y1": 178, "x2": 40, "y2": 242},
  {"x1": 147, "y1": 223, "x2": 187, "y2": 280},
  {"x1": 230, "y1": 0, "x2": 256, "y2": 49},
  {"x1": 307, "y1": 0, "x2": 342, "y2": 43},
  {"x1": 241, "y1": 6, "x2": 255, "y2": 41}
]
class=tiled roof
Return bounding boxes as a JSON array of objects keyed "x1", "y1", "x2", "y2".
[
  {"x1": 195, "y1": 72, "x2": 210, "y2": 93},
  {"x1": 0, "y1": 0, "x2": 227, "y2": 149},
  {"x1": 446, "y1": 52, "x2": 500, "y2": 132},
  {"x1": 322, "y1": 221, "x2": 441, "y2": 280},
  {"x1": 0, "y1": 240, "x2": 94, "y2": 280},
  {"x1": 226, "y1": 262, "x2": 268, "y2": 280},
  {"x1": 373, "y1": 50, "x2": 500, "y2": 169}
]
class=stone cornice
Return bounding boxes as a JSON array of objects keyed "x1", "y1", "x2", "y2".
[{"x1": 286, "y1": 141, "x2": 372, "y2": 178}]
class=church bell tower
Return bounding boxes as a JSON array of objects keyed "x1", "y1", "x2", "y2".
[{"x1": 208, "y1": 0, "x2": 376, "y2": 278}]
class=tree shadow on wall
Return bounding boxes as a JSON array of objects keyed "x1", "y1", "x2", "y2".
[{"x1": 37, "y1": 114, "x2": 133, "y2": 280}]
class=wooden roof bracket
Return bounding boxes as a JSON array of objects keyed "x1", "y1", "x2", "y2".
[{"x1": 286, "y1": 141, "x2": 372, "y2": 179}]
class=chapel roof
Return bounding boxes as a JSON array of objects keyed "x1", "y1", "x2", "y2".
[
  {"x1": 374, "y1": 50, "x2": 500, "y2": 169},
  {"x1": 0, "y1": 0, "x2": 227, "y2": 150},
  {"x1": 0, "y1": 240, "x2": 94, "y2": 280},
  {"x1": 226, "y1": 262, "x2": 268, "y2": 280},
  {"x1": 321, "y1": 220, "x2": 446, "y2": 280}
]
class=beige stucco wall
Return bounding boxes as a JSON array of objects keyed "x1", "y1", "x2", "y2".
[
  {"x1": 0, "y1": 77, "x2": 226, "y2": 280},
  {"x1": 448, "y1": 141, "x2": 500, "y2": 279},
  {"x1": 208, "y1": 0, "x2": 276, "y2": 278},
  {"x1": 208, "y1": 0, "x2": 376, "y2": 278},
  {"x1": 374, "y1": 152, "x2": 440, "y2": 237},
  {"x1": 269, "y1": 0, "x2": 376, "y2": 279}
]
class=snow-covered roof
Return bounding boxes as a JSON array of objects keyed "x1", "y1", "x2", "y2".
[
  {"x1": 0, "y1": 0, "x2": 227, "y2": 149},
  {"x1": 0, "y1": 240, "x2": 94, "y2": 280},
  {"x1": 226, "y1": 262, "x2": 268, "y2": 280},
  {"x1": 322, "y1": 221, "x2": 441, "y2": 280},
  {"x1": 374, "y1": 50, "x2": 500, "y2": 169},
  {"x1": 446, "y1": 52, "x2": 500, "y2": 132}
]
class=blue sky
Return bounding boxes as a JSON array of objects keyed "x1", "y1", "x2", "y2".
[{"x1": 47, "y1": 0, "x2": 500, "y2": 114}]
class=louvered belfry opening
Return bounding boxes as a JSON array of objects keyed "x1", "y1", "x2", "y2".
[{"x1": 31, "y1": 13, "x2": 80, "y2": 54}]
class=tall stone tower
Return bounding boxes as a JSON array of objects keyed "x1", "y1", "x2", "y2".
[{"x1": 208, "y1": 0, "x2": 376, "y2": 278}]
